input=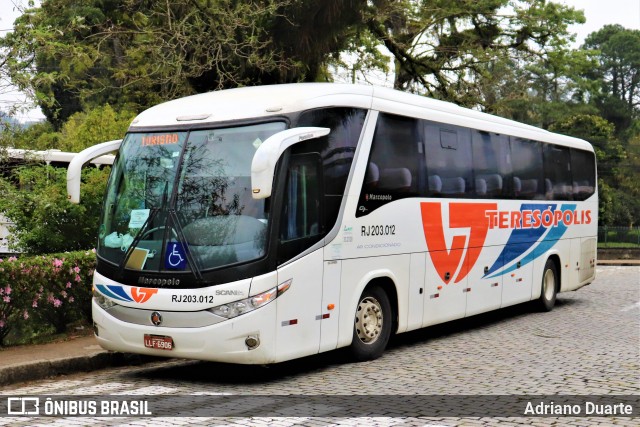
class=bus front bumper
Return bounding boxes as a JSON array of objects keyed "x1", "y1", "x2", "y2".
[{"x1": 92, "y1": 299, "x2": 278, "y2": 364}]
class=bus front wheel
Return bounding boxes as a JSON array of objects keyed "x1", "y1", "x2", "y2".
[
  {"x1": 349, "y1": 285, "x2": 392, "y2": 361},
  {"x1": 537, "y1": 259, "x2": 558, "y2": 312}
]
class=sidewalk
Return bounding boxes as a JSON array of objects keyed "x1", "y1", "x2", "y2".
[
  {"x1": 0, "y1": 260, "x2": 637, "y2": 388},
  {"x1": 0, "y1": 334, "x2": 158, "y2": 388}
]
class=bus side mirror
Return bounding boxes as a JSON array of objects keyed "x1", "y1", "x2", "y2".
[
  {"x1": 67, "y1": 139, "x2": 122, "y2": 204},
  {"x1": 251, "y1": 127, "x2": 330, "y2": 199}
]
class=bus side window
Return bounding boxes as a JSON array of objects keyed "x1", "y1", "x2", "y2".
[
  {"x1": 570, "y1": 149, "x2": 596, "y2": 201},
  {"x1": 364, "y1": 162, "x2": 380, "y2": 190},
  {"x1": 510, "y1": 137, "x2": 544, "y2": 200},
  {"x1": 471, "y1": 130, "x2": 511, "y2": 198},
  {"x1": 356, "y1": 113, "x2": 419, "y2": 216},
  {"x1": 296, "y1": 107, "x2": 366, "y2": 232},
  {"x1": 543, "y1": 144, "x2": 572, "y2": 200},
  {"x1": 280, "y1": 154, "x2": 322, "y2": 241},
  {"x1": 423, "y1": 122, "x2": 473, "y2": 198},
  {"x1": 277, "y1": 153, "x2": 324, "y2": 264}
]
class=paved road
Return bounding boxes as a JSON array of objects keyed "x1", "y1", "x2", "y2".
[{"x1": 1, "y1": 266, "x2": 639, "y2": 426}]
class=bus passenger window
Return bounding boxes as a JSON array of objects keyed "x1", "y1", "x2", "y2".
[
  {"x1": 570, "y1": 149, "x2": 596, "y2": 201},
  {"x1": 364, "y1": 162, "x2": 380, "y2": 190},
  {"x1": 471, "y1": 131, "x2": 510, "y2": 198},
  {"x1": 543, "y1": 144, "x2": 572, "y2": 200},
  {"x1": 510, "y1": 137, "x2": 544, "y2": 200},
  {"x1": 356, "y1": 113, "x2": 420, "y2": 216},
  {"x1": 379, "y1": 167, "x2": 412, "y2": 192},
  {"x1": 424, "y1": 122, "x2": 473, "y2": 197},
  {"x1": 280, "y1": 155, "x2": 322, "y2": 241}
]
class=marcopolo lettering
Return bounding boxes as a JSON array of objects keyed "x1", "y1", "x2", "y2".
[{"x1": 138, "y1": 277, "x2": 181, "y2": 286}]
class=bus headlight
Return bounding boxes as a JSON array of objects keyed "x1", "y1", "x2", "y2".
[
  {"x1": 93, "y1": 288, "x2": 117, "y2": 311},
  {"x1": 209, "y1": 279, "x2": 292, "y2": 319}
]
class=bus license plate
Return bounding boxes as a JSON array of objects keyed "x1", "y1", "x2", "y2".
[{"x1": 144, "y1": 334, "x2": 174, "y2": 351}]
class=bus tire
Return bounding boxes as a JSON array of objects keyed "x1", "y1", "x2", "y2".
[
  {"x1": 537, "y1": 259, "x2": 558, "y2": 312},
  {"x1": 349, "y1": 285, "x2": 392, "y2": 361}
]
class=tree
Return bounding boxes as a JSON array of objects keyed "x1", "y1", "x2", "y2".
[
  {"x1": 0, "y1": 165, "x2": 109, "y2": 254},
  {"x1": 549, "y1": 115, "x2": 624, "y2": 175},
  {"x1": 549, "y1": 114, "x2": 638, "y2": 226},
  {"x1": 0, "y1": 104, "x2": 134, "y2": 151},
  {"x1": 56, "y1": 104, "x2": 135, "y2": 152},
  {"x1": 1, "y1": 0, "x2": 367, "y2": 127},
  {"x1": 583, "y1": 25, "x2": 640, "y2": 135},
  {"x1": 363, "y1": 0, "x2": 585, "y2": 106},
  {"x1": 474, "y1": 48, "x2": 598, "y2": 127},
  {"x1": 2, "y1": 0, "x2": 587, "y2": 125}
]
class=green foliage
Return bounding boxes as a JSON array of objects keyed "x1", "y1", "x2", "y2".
[
  {"x1": 598, "y1": 179, "x2": 640, "y2": 227},
  {"x1": 57, "y1": 105, "x2": 135, "y2": 152},
  {"x1": 0, "y1": 121, "x2": 59, "y2": 151},
  {"x1": 0, "y1": 165, "x2": 109, "y2": 254},
  {"x1": 0, "y1": 105, "x2": 133, "y2": 151},
  {"x1": 0, "y1": 251, "x2": 95, "y2": 345},
  {"x1": 584, "y1": 25, "x2": 640, "y2": 134},
  {"x1": 550, "y1": 114, "x2": 625, "y2": 167},
  {"x1": 549, "y1": 115, "x2": 636, "y2": 226},
  {"x1": 2, "y1": 0, "x2": 588, "y2": 122},
  {"x1": 2, "y1": 0, "x2": 330, "y2": 126},
  {"x1": 364, "y1": 0, "x2": 585, "y2": 105},
  {"x1": 598, "y1": 226, "x2": 640, "y2": 248}
]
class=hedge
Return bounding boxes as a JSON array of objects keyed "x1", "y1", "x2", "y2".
[{"x1": 0, "y1": 250, "x2": 96, "y2": 346}]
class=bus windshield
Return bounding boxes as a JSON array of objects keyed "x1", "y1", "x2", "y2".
[{"x1": 97, "y1": 122, "x2": 286, "y2": 273}]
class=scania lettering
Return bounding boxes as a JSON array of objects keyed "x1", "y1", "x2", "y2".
[{"x1": 68, "y1": 84, "x2": 597, "y2": 364}]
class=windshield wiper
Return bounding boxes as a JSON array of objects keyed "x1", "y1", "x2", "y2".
[
  {"x1": 168, "y1": 210, "x2": 203, "y2": 282},
  {"x1": 117, "y1": 207, "x2": 160, "y2": 279},
  {"x1": 117, "y1": 181, "x2": 169, "y2": 279},
  {"x1": 116, "y1": 180, "x2": 203, "y2": 282}
]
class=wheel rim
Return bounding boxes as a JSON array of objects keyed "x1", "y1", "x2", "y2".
[
  {"x1": 355, "y1": 296, "x2": 383, "y2": 344},
  {"x1": 543, "y1": 268, "x2": 555, "y2": 301}
]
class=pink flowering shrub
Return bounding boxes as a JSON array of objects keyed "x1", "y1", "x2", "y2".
[
  {"x1": 0, "y1": 257, "x2": 31, "y2": 346},
  {"x1": 0, "y1": 251, "x2": 96, "y2": 345}
]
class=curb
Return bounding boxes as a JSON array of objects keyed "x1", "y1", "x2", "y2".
[
  {"x1": 0, "y1": 352, "x2": 160, "y2": 387},
  {"x1": 597, "y1": 260, "x2": 640, "y2": 266}
]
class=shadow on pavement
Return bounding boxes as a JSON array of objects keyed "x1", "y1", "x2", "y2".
[{"x1": 132, "y1": 297, "x2": 584, "y2": 385}]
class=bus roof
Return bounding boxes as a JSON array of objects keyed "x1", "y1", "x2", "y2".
[{"x1": 129, "y1": 83, "x2": 593, "y2": 152}]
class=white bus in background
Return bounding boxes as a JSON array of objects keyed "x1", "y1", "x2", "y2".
[
  {"x1": 0, "y1": 214, "x2": 13, "y2": 255},
  {"x1": 69, "y1": 84, "x2": 597, "y2": 364},
  {"x1": 0, "y1": 148, "x2": 114, "y2": 255}
]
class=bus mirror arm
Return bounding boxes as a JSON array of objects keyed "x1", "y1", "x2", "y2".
[
  {"x1": 251, "y1": 127, "x2": 330, "y2": 199},
  {"x1": 67, "y1": 139, "x2": 122, "y2": 204}
]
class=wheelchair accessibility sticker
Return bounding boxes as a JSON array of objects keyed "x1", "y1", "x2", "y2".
[{"x1": 165, "y1": 242, "x2": 187, "y2": 270}]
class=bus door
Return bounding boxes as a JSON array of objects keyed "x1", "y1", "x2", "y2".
[
  {"x1": 320, "y1": 259, "x2": 341, "y2": 352},
  {"x1": 275, "y1": 153, "x2": 324, "y2": 360}
]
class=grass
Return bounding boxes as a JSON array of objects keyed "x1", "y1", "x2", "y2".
[{"x1": 598, "y1": 242, "x2": 640, "y2": 248}]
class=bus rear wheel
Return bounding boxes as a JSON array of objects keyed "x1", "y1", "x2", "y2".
[
  {"x1": 537, "y1": 259, "x2": 558, "y2": 312},
  {"x1": 349, "y1": 285, "x2": 392, "y2": 361}
]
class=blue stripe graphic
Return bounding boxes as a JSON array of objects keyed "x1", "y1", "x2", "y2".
[
  {"x1": 485, "y1": 204, "x2": 555, "y2": 276},
  {"x1": 95, "y1": 284, "x2": 133, "y2": 302},
  {"x1": 485, "y1": 204, "x2": 576, "y2": 279}
]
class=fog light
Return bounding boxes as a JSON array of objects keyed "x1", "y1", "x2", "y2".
[
  {"x1": 245, "y1": 335, "x2": 260, "y2": 350},
  {"x1": 93, "y1": 322, "x2": 99, "y2": 337}
]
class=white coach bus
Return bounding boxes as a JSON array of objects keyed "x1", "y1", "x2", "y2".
[{"x1": 70, "y1": 84, "x2": 597, "y2": 363}]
